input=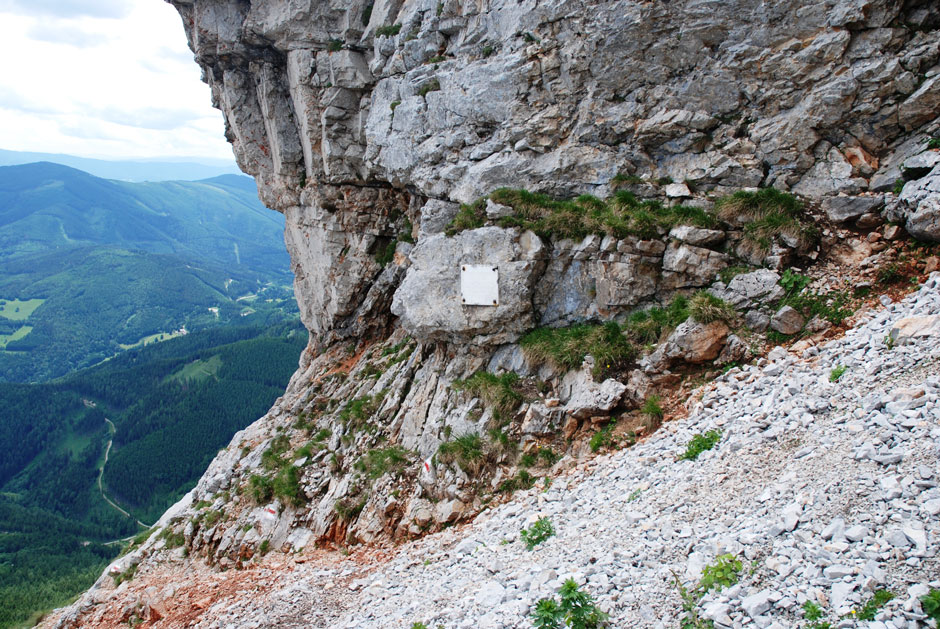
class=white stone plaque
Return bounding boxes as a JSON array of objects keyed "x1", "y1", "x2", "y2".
[{"x1": 460, "y1": 264, "x2": 499, "y2": 306}]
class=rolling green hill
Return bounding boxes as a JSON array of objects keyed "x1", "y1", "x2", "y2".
[
  {"x1": 0, "y1": 162, "x2": 297, "y2": 382},
  {"x1": 0, "y1": 162, "x2": 288, "y2": 274},
  {"x1": 0, "y1": 322, "x2": 306, "y2": 628}
]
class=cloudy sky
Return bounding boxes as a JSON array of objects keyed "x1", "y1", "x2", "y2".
[{"x1": 0, "y1": 0, "x2": 234, "y2": 161}]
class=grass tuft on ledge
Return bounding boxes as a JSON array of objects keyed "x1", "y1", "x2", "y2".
[
  {"x1": 714, "y1": 188, "x2": 818, "y2": 256},
  {"x1": 520, "y1": 321, "x2": 636, "y2": 378},
  {"x1": 446, "y1": 188, "x2": 716, "y2": 240}
]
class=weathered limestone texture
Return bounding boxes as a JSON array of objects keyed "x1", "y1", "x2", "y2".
[{"x1": 169, "y1": 0, "x2": 940, "y2": 342}]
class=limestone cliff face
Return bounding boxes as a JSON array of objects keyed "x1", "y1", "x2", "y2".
[{"x1": 171, "y1": 0, "x2": 939, "y2": 340}]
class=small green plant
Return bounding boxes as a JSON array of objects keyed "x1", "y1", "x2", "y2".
[
  {"x1": 249, "y1": 474, "x2": 274, "y2": 503},
  {"x1": 327, "y1": 39, "x2": 343, "y2": 52},
  {"x1": 521, "y1": 517, "x2": 555, "y2": 550},
  {"x1": 427, "y1": 55, "x2": 445, "y2": 64},
  {"x1": 679, "y1": 430, "x2": 722, "y2": 461},
  {"x1": 375, "y1": 23, "x2": 402, "y2": 37},
  {"x1": 389, "y1": 100, "x2": 401, "y2": 112},
  {"x1": 626, "y1": 488, "x2": 642, "y2": 502},
  {"x1": 921, "y1": 588, "x2": 940, "y2": 622},
  {"x1": 532, "y1": 579, "x2": 608, "y2": 628},
  {"x1": 698, "y1": 554, "x2": 741, "y2": 593},
  {"x1": 411, "y1": 623, "x2": 428, "y2": 629},
  {"x1": 111, "y1": 563, "x2": 138, "y2": 586},
  {"x1": 623, "y1": 295, "x2": 690, "y2": 344},
  {"x1": 418, "y1": 78, "x2": 441, "y2": 97},
  {"x1": 482, "y1": 44, "x2": 495, "y2": 57},
  {"x1": 258, "y1": 539, "x2": 270, "y2": 555},
  {"x1": 927, "y1": 137, "x2": 940, "y2": 150},
  {"x1": 339, "y1": 393, "x2": 384, "y2": 429},
  {"x1": 656, "y1": 176, "x2": 674, "y2": 186},
  {"x1": 829, "y1": 365, "x2": 847, "y2": 382},
  {"x1": 641, "y1": 395, "x2": 664, "y2": 421},
  {"x1": 375, "y1": 239, "x2": 397, "y2": 266},
  {"x1": 688, "y1": 291, "x2": 736, "y2": 324},
  {"x1": 802, "y1": 600, "x2": 831, "y2": 629},
  {"x1": 893, "y1": 178, "x2": 905, "y2": 194},
  {"x1": 675, "y1": 555, "x2": 741, "y2": 628},
  {"x1": 855, "y1": 589, "x2": 894, "y2": 620},
  {"x1": 611, "y1": 173, "x2": 644, "y2": 186},
  {"x1": 877, "y1": 262, "x2": 905, "y2": 285},
  {"x1": 445, "y1": 198, "x2": 486, "y2": 235},
  {"x1": 589, "y1": 423, "x2": 616, "y2": 453}
]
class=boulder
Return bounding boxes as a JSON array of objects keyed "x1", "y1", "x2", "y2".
[
  {"x1": 652, "y1": 319, "x2": 729, "y2": 366},
  {"x1": 821, "y1": 195, "x2": 884, "y2": 223},
  {"x1": 906, "y1": 195, "x2": 940, "y2": 242},
  {"x1": 745, "y1": 310, "x2": 770, "y2": 332},
  {"x1": 564, "y1": 371, "x2": 627, "y2": 420},
  {"x1": 711, "y1": 269, "x2": 784, "y2": 308},
  {"x1": 664, "y1": 182, "x2": 692, "y2": 198},
  {"x1": 717, "y1": 334, "x2": 748, "y2": 364},
  {"x1": 889, "y1": 315, "x2": 940, "y2": 344},
  {"x1": 770, "y1": 305, "x2": 804, "y2": 335}
]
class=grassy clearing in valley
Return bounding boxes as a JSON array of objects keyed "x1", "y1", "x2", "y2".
[{"x1": 0, "y1": 298, "x2": 45, "y2": 321}]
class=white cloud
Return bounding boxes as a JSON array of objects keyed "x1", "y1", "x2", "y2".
[
  {"x1": 0, "y1": 0, "x2": 130, "y2": 20},
  {"x1": 0, "y1": 1, "x2": 233, "y2": 161}
]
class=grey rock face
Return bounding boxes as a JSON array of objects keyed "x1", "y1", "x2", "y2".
[
  {"x1": 169, "y1": 0, "x2": 939, "y2": 339},
  {"x1": 822, "y1": 195, "x2": 884, "y2": 223}
]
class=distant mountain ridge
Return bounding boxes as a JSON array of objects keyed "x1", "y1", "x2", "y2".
[
  {"x1": 0, "y1": 148, "x2": 241, "y2": 182},
  {"x1": 0, "y1": 162, "x2": 287, "y2": 276},
  {"x1": 0, "y1": 161, "x2": 296, "y2": 382}
]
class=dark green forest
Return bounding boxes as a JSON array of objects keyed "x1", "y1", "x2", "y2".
[{"x1": 0, "y1": 322, "x2": 306, "y2": 628}]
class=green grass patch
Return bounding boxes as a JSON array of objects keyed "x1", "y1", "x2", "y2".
[
  {"x1": 715, "y1": 188, "x2": 818, "y2": 257},
  {"x1": 829, "y1": 365, "x2": 847, "y2": 382},
  {"x1": 165, "y1": 354, "x2": 223, "y2": 384},
  {"x1": 0, "y1": 298, "x2": 44, "y2": 320},
  {"x1": 520, "y1": 321, "x2": 636, "y2": 378},
  {"x1": 0, "y1": 325, "x2": 33, "y2": 349},
  {"x1": 437, "y1": 433, "x2": 485, "y2": 475},
  {"x1": 688, "y1": 291, "x2": 735, "y2": 324},
  {"x1": 418, "y1": 78, "x2": 441, "y2": 97},
  {"x1": 453, "y1": 371, "x2": 522, "y2": 419},
  {"x1": 462, "y1": 188, "x2": 716, "y2": 241},
  {"x1": 375, "y1": 23, "x2": 402, "y2": 37},
  {"x1": 339, "y1": 393, "x2": 384, "y2": 430},
  {"x1": 354, "y1": 446, "x2": 411, "y2": 480},
  {"x1": 622, "y1": 295, "x2": 690, "y2": 345},
  {"x1": 776, "y1": 269, "x2": 853, "y2": 327},
  {"x1": 118, "y1": 329, "x2": 186, "y2": 350}
]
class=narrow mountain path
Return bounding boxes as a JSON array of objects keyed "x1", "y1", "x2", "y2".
[{"x1": 98, "y1": 417, "x2": 152, "y2": 529}]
